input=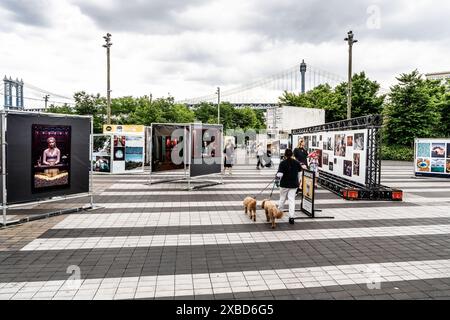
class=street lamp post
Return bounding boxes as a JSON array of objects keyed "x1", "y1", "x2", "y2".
[
  {"x1": 216, "y1": 87, "x2": 220, "y2": 124},
  {"x1": 344, "y1": 30, "x2": 358, "y2": 119},
  {"x1": 103, "y1": 33, "x2": 112, "y2": 125}
]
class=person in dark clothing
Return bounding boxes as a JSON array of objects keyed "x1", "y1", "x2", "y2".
[
  {"x1": 276, "y1": 148, "x2": 302, "y2": 224},
  {"x1": 293, "y1": 138, "x2": 308, "y2": 194},
  {"x1": 293, "y1": 139, "x2": 308, "y2": 167}
]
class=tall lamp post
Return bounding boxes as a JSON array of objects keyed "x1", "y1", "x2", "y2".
[
  {"x1": 103, "y1": 33, "x2": 112, "y2": 125},
  {"x1": 344, "y1": 30, "x2": 357, "y2": 119},
  {"x1": 216, "y1": 87, "x2": 220, "y2": 124}
]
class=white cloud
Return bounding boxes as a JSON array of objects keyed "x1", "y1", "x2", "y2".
[{"x1": 0, "y1": 0, "x2": 449, "y2": 108}]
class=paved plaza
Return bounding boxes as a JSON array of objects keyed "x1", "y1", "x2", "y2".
[{"x1": 0, "y1": 151, "x2": 450, "y2": 300}]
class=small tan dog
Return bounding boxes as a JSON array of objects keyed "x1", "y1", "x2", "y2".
[
  {"x1": 243, "y1": 196, "x2": 257, "y2": 221},
  {"x1": 261, "y1": 199, "x2": 284, "y2": 229}
]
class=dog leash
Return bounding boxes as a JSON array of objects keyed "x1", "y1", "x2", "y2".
[{"x1": 253, "y1": 175, "x2": 277, "y2": 199}]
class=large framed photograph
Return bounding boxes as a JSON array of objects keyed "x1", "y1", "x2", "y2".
[{"x1": 32, "y1": 124, "x2": 71, "y2": 192}]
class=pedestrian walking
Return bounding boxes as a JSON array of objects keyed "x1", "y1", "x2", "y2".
[
  {"x1": 223, "y1": 139, "x2": 236, "y2": 175},
  {"x1": 276, "y1": 148, "x2": 302, "y2": 224},
  {"x1": 256, "y1": 143, "x2": 264, "y2": 169}
]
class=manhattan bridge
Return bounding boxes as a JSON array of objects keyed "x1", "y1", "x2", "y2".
[
  {"x1": 178, "y1": 60, "x2": 350, "y2": 109},
  {"x1": 2, "y1": 60, "x2": 386, "y2": 110}
]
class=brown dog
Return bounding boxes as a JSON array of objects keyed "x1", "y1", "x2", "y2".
[
  {"x1": 267, "y1": 206, "x2": 284, "y2": 229},
  {"x1": 261, "y1": 199, "x2": 276, "y2": 222},
  {"x1": 243, "y1": 197, "x2": 257, "y2": 221}
]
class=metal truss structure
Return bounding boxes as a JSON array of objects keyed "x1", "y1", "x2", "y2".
[{"x1": 292, "y1": 115, "x2": 402, "y2": 201}]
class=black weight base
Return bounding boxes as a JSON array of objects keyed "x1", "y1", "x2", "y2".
[{"x1": 318, "y1": 173, "x2": 403, "y2": 201}]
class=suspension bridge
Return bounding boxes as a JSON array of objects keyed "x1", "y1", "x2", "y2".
[
  {"x1": 2, "y1": 60, "x2": 387, "y2": 111},
  {"x1": 177, "y1": 61, "x2": 349, "y2": 109}
]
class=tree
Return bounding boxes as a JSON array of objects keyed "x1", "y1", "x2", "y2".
[
  {"x1": 164, "y1": 103, "x2": 195, "y2": 123},
  {"x1": 279, "y1": 72, "x2": 385, "y2": 123},
  {"x1": 46, "y1": 103, "x2": 74, "y2": 115},
  {"x1": 73, "y1": 91, "x2": 106, "y2": 133},
  {"x1": 193, "y1": 102, "x2": 217, "y2": 124},
  {"x1": 127, "y1": 97, "x2": 164, "y2": 125},
  {"x1": 335, "y1": 72, "x2": 385, "y2": 119},
  {"x1": 233, "y1": 107, "x2": 259, "y2": 131},
  {"x1": 384, "y1": 70, "x2": 442, "y2": 146}
]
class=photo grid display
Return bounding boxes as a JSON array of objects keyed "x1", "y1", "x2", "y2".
[
  {"x1": 112, "y1": 134, "x2": 145, "y2": 173},
  {"x1": 415, "y1": 140, "x2": 450, "y2": 175},
  {"x1": 294, "y1": 129, "x2": 368, "y2": 185}
]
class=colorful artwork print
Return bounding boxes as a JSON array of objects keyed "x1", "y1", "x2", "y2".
[
  {"x1": 93, "y1": 135, "x2": 111, "y2": 156},
  {"x1": 447, "y1": 160, "x2": 450, "y2": 174},
  {"x1": 343, "y1": 160, "x2": 352, "y2": 177},
  {"x1": 347, "y1": 136, "x2": 353, "y2": 147},
  {"x1": 447, "y1": 144, "x2": 450, "y2": 159},
  {"x1": 125, "y1": 135, "x2": 144, "y2": 147},
  {"x1": 431, "y1": 159, "x2": 445, "y2": 173},
  {"x1": 416, "y1": 158, "x2": 431, "y2": 172},
  {"x1": 114, "y1": 135, "x2": 126, "y2": 147},
  {"x1": 417, "y1": 143, "x2": 430, "y2": 157},
  {"x1": 353, "y1": 153, "x2": 360, "y2": 176},
  {"x1": 334, "y1": 134, "x2": 346, "y2": 157},
  {"x1": 32, "y1": 124, "x2": 71, "y2": 192},
  {"x1": 125, "y1": 147, "x2": 144, "y2": 171},
  {"x1": 354, "y1": 133, "x2": 364, "y2": 151},
  {"x1": 94, "y1": 156, "x2": 111, "y2": 173},
  {"x1": 316, "y1": 149, "x2": 323, "y2": 168},
  {"x1": 114, "y1": 147, "x2": 125, "y2": 161},
  {"x1": 431, "y1": 143, "x2": 446, "y2": 158}
]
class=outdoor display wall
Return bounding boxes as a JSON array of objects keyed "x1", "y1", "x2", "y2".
[
  {"x1": 415, "y1": 138, "x2": 450, "y2": 178},
  {"x1": 151, "y1": 124, "x2": 188, "y2": 172},
  {"x1": 149, "y1": 123, "x2": 223, "y2": 180},
  {"x1": 93, "y1": 133, "x2": 145, "y2": 174},
  {"x1": 293, "y1": 128, "x2": 369, "y2": 186},
  {"x1": 190, "y1": 124, "x2": 222, "y2": 178},
  {"x1": 5, "y1": 112, "x2": 91, "y2": 204}
]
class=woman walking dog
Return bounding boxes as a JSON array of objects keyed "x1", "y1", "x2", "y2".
[{"x1": 276, "y1": 148, "x2": 302, "y2": 224}]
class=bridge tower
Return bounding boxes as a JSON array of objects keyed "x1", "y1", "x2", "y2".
[
  {"x1": 300, "y1": 60, "x2": 307, "y2": 94},
  {"x1": 3, "y1": 76, "x2": 24, "y2": 109}
]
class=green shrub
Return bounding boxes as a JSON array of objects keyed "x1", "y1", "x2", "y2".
[{"x1": 381, "y1": 145, "x2": 414, "y2": 161}]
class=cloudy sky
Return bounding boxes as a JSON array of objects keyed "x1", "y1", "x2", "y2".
[{"x1": 0, "y1": 0, "x2": 449, "y2": 106}]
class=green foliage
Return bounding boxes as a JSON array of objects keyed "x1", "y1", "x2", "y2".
[
  {"x1": 381, "y1": 145, "x2": 414, "y2": 161},
  {"x1": 279, "y1": 72, "x2": 385, "y2": 123},
  {"x1": 192, "y1": 102, "x2": 265, "y2": 131},
  {"x1": 384, "y1": 70, "x2": 443, "y2": 146},
  {"x1": 73, "y1": 91, "x2": 106, "y2": 133},
  {"x1": 335, "y1": 72, "x2": 385, "y2": 118},
  {"x1": 46, "y1": 103, "x2": 74, "y2": 115}
]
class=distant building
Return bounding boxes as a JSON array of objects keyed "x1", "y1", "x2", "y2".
[
  {"x1": 266, "y1": 105, "x2": 325, "y2": 135},
  {"x1": 425, "y1": 71, "x2": 450, "y2": 81},
  {"x1": 264, "y1": 106, "x2": 325, "y2": 154}
]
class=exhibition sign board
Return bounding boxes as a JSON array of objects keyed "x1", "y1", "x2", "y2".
[
  {"x1": 301, "y1": 169, "x2": 315, "y2": 216},
  {"x1": 293, "y1": 129, "x2": 369, "y2": 186},
  {"x1": 414, "y1": 138, "x2": 450, "y2": 178},
  {"x1": 103, "y1": 125, "x2": 145, "y2": 134},
  {"x1": 5, "y1": 112, "x2": 91, "y2": 205}
]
